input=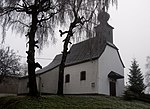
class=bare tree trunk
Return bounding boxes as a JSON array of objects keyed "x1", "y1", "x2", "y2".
[
  {"x1": 57, "y1": 35, "x2": 70, "y2": 95},
  {"x1": 57, "y1": 23, "x2": 75, "y2": 95},
  {"x1": 27, "y1": 10, "x2": 38, "y2": 96},
  {"x1": 57, "y1": 6, "x2": 94, "y2": 95}
]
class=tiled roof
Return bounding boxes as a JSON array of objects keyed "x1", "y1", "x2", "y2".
[
  {"x1": 65, "y1": 36, "x2": 107, "y2": 66},
  {"x1": 36, "y1": 54, "x2": 62, "y2": 74},
  {"x1": 36, "y1": 36, "x2": 119, "y2": 74}
]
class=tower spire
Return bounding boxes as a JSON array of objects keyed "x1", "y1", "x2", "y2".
[{"x1": 95, "y1": 5, "x2": 114, "y2": 44}]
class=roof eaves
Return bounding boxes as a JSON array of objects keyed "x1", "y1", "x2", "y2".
[
  {"x1": 116, "y1": 50, "x2": 125, "y2": 68},
  {"x1": 65, "y1": 56, "x2": 98, "y2": 67},
  {"x1": 36, "y1": 65, "x2": 59, "y2": 75},
  {"x1": 106, "y1": 42, "x2": 118, "y2": 50}
]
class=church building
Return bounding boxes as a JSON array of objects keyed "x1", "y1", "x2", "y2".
[{"x1": 18, "y1": 10, "x2": 125, "y2": 96}]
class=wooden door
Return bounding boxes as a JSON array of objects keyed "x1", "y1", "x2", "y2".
[{"x1": 109, "y1": 80, "x2": 116, "y2": 96}]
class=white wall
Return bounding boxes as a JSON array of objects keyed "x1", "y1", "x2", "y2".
[
  {"x1": 18, "y1": 67, "x2": 59, "y2": 94},
  {"x1": 98, "y1": 45, "x2": 124, "y2": 96},
  {"x1": 38, "y1": 67, "x2": 59, "y2": 94},
  {"x1": 64, "y1": 60, "x2": 98, "y2": 94},
  {"x1": 18, "y1": 78, "x2": 28, "y2": 94}
]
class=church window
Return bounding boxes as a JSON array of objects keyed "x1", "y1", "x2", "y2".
[
  {"x1": 65, "y1": 74, "x2": 70, "y2": 83},
  {"x1": 80, "y1": 71, "x2": 86, "y2": 81}
]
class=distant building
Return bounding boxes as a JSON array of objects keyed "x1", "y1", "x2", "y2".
[{"x1": 17, "y1": 11, "x2": 125, "y2": 96}]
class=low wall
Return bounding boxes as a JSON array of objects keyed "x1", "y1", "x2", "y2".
[{"x1": 0, "y1": 77, "x2": 19, "y2": 94}]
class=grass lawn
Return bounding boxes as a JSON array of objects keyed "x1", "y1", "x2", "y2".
[{"x1": 0, "y1": 95, "x2": 150, "y2": 109}]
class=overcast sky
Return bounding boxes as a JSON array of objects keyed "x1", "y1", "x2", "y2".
[
  {"x1": 0, "y1": 0, "x2": 150, "y2": 82},
  {"x1": 108, "y1": 0, "x2": 150, "y2": 79}
]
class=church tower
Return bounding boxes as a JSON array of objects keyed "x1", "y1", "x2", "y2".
[{"x1": 95, "y1": 10, "x2": 114, "y2": 44}]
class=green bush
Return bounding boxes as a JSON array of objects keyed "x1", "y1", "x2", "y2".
[
  {"x1": 123, "y1": 90, "x2": 139, "y2": 100},
  {"x1": 138, "y1": 93, "x2": 150, "y2": 103},
  {"x1": 124, "y1": 89, "x2": 150, "y2": 103}
]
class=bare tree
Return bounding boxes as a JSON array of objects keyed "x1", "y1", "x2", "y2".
[
  {"x1": 20, "y1": 63, "x2": 28, "y2": 76},
  {"x1": 0, "y1": 46, "x2": 21, "y2": 83},
  {"x1": 0, "y1": 0, "x2": 117, "y2": 96},
  {"x1": 0, "y1": 0, "x2": 61, "y2": 96},
  {"x1": 57, "y1": 0, "x2": 118, "y2": 95}
]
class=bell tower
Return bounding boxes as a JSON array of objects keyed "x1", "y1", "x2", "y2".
[{"x1": 95, "y1": 10, "x2": 114, "y2": 44}]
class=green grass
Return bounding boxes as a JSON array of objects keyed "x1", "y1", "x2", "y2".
[{"x1": 0, "y1": 95, "x2": 150, "y2": 109}]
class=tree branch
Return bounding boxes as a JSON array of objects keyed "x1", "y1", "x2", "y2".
[
  {"x1": 38, "y1": 11, "x2": 58, "y2": 23},
  {"x1": 10, "y1": 20, "x2": 30, "y2": 27},
  {"x1": 59, "y1": 30, "x2": 69, "y2": 37}
]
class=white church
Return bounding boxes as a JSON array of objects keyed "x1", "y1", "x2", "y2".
[{"x1": 18, "y1": 11, "x2": 125, "y2": 96}]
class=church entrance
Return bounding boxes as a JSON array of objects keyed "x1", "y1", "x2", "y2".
[
  {"x1": 108, "y1": 71, "x2": 124, "y2": 96},
  {"x1": 109, "y1": 79, "x2": 116, "y2": 96}
]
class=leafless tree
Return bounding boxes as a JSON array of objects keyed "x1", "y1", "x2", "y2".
[
  {"x1": 57, "y1": 0, "x2": 118, "y2": 95},
  {"x1": 0, "y1": 0, "x2": 61, "y2": 96},
  {"x1": 20, "y1": 63, "x2": 28, "y2": 76},
  {"x1": 0, "y1": 46, "x2": 21, "y2": 83},
  {"x1": 0, "y1": 0, "x2": 117, "y2": 96}
]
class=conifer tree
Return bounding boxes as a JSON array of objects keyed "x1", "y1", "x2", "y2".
[{"x1": 128, "y1": 59, "x2": 145, "y2": 94}]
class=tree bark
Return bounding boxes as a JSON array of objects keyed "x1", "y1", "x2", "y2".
[
  {"x1": 57, "y1": 35, "x2": 70, "y2": 95},
  {"x1": 27, "y1": 10, "x2": 38, "y2": 96},
  {"x1": 57, "y1": 23, "x2": 75, "y2": 95}
]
